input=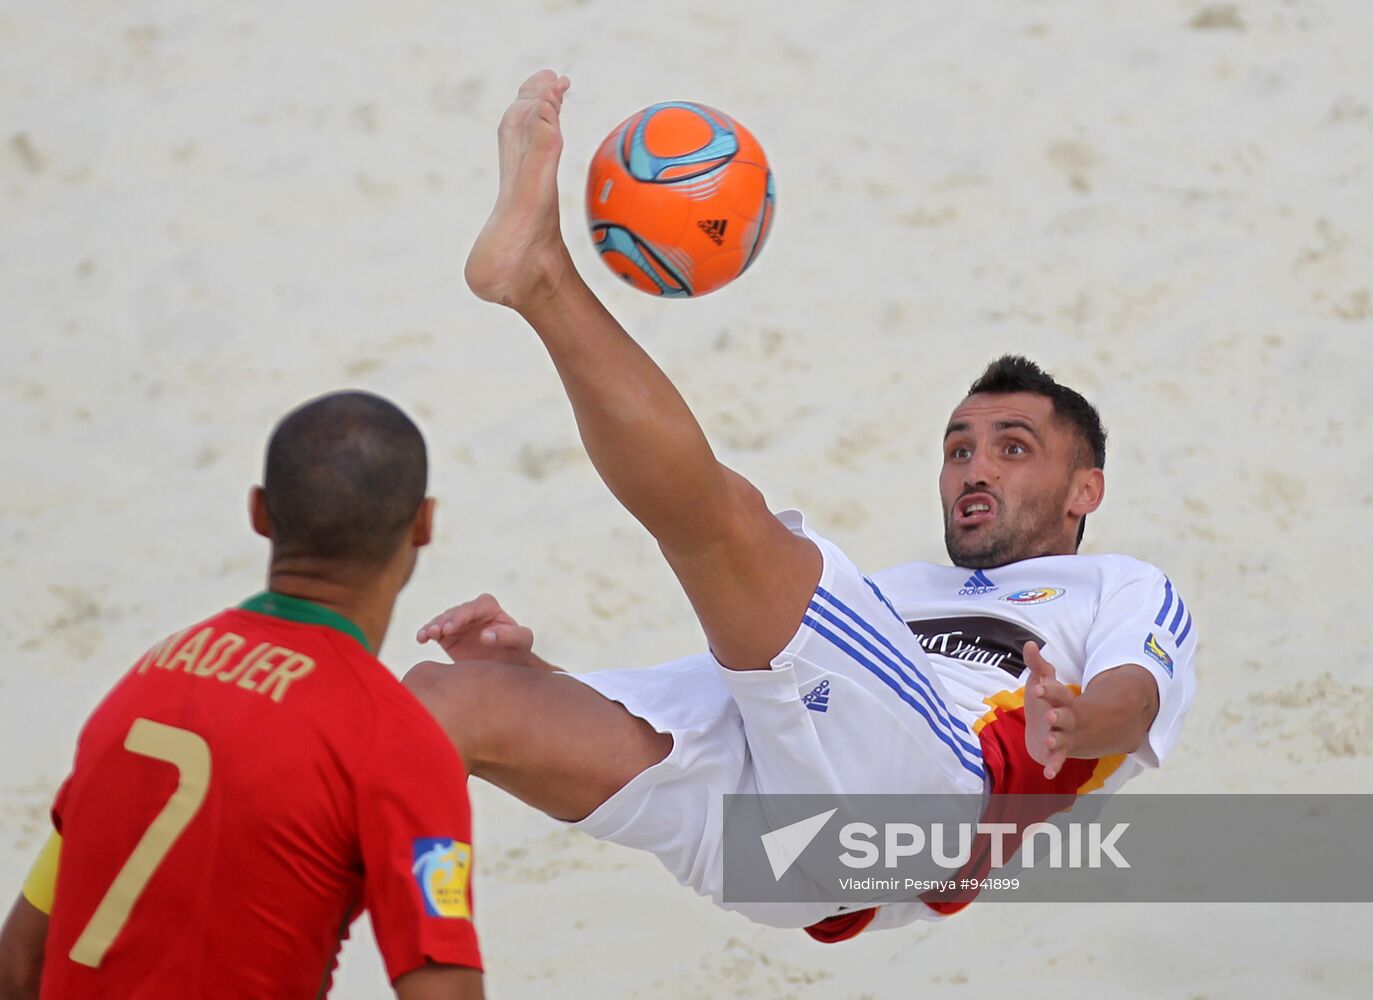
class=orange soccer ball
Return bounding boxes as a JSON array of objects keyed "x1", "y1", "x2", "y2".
[{"x1": 585, "y1": 101, "x2": 775, "y2": 297}]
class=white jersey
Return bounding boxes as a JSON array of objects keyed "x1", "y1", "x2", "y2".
[
  {"x1": 569, "y1": 514, "x2": 1198, "y2": 936},
  {"x1": 870, "y1": 554, "x2": 1197, "y2": 777}
]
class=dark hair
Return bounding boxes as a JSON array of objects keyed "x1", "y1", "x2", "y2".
[
  {"x1": 263, "y1": 391, "x2": 427, "y2": 566},
  {"x1": 966, "y1": 355, "x2": 1106, "y2": 545}
]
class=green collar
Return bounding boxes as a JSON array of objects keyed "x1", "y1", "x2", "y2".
[{"x1": 238, "y1": 592, "x2": 372, "y2": 653}]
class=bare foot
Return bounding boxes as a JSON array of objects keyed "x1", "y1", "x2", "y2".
[{"x1": 465, "y1": 69, "x2": 573, "y2": 312}]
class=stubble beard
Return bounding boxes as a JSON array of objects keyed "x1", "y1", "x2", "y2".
[
  {"x1": 945, "y1": 520, "x2": 1021, "y2": 569},
  {"x1": 944, "y1": 498, "x2": 1059, "y2": 569}
]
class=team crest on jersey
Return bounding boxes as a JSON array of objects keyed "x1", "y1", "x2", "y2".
[
  {"x1": 1001, "y1": 587, "x2": 1066, "y2": 605},
  {"x1": 958, "y1": 570, "x2": 998, "y2": 596},
  {"x1": 1143, "y1": 633, "x2": 1175, "y2": 676},
  {"x1": 412, "y1": 838, "x2": 472, "y2": 919}
]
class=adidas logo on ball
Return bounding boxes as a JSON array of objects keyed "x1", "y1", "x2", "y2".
[{"x1": 697, "y1": 218, "x2": 728, "y2": 245}]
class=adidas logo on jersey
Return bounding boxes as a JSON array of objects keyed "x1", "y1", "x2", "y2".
[
  {"x1": 958, "y1": 570, "x2": 998, "y2": 596},
  {"x1": 802, "y1": 680, "x2": 831, "y2": 713},
  {"x1": 697, "y1": 218, "x2": 728, "y2": 245}
]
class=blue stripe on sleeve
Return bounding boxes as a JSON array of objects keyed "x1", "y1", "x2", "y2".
[
  {"x1": 1176, "y1": 611, "x2": 1193, "y2": 646},
  {"x1": 1169, "y1": 598, "x2": 1187, "y2": 636},
  {"x1": 863, "y1": 576, "x2": 906, "y2": 628},
  {"x1": 1154, "y1": 579, "x2": 1174, "y2": 627}
]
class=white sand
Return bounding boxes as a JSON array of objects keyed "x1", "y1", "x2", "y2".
[{"x1": 3, "y1": 1, "x2": 1371, "y2": 996}]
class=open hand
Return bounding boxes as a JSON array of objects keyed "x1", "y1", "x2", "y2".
[
  {"x1": 1023, "y1": 641, "x2": 1078, "y2": 780},
  {"x1": 416, "y1": 593, "x2": 535, "y2": 666}
]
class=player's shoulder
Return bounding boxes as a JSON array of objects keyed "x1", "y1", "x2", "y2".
[
  {"x1": 869, "y1": 558, "x2": 961, "y2": 591},
  {"x1": 304, "y1": 630, "x2": 421, "y2": 714},
  {"x1": 292, "y1": 634, "x2": 465, "y2": 784},
  {"x1": 349, "y1": 666, "x2": 471, "y2": 790},
  {"x1": 981, "y1": 550, "x2": 1158, "y2": 585},
  {"x1": 1067, "y1": 553, "x2": 1172, "y2": 591},
  {"x1": 1044, "y1": 555, "x2": 1197, "y2": 645},
  {"x1": 1048, "y1": 551, "x2": 1164, "y2": 576},
  {"x1": 218, "y1": 604, "x2": 426, "y2": 727},
  {"x1": 333, "y1": 644, "x2": 457, "y2": 744}
]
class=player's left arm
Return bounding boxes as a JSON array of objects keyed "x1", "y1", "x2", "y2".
[
  {"x1": 1024, "y1": 644, "x2": 1158, "y2": 780},
  {"x1": 394, "y1": 961, "x2": 483, "y2": 999},
  {"x1": 356, "y1": 702, "x2": 483, "y2": 990},
  {"x1": 0, "y1": 895, "x2": 47, "y2": 1000}
]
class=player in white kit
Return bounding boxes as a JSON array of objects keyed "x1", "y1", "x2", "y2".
[{"x1": 403, "y1": 70, "x2": 1196, "y2": 940}]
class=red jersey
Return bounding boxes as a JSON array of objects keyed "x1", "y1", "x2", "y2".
[{"x1": 41, "y1": 592, "x2": 481, "y2": 998}]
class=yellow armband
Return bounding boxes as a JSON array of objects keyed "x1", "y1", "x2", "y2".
[{"x1": 21, "y1": 831, "x2": 61, "y2": 916}]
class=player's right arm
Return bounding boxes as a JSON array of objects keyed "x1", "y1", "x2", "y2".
[
  {"x1": 0, "y1": 829, "x2": 62, "y2": 999},
  {"x1": 394, "y1": 962, "x2": 483, "y2": 1000},
  {"x1": 465, "y1": 70, "x2": 821, "y2": 671},
  {"x1": 0, "y1": 895, "x2": 47, "y2": 1000}
]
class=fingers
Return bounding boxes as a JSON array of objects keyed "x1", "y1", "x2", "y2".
[
  {"x1": 1024, "y1": 641, "x2": 1055, "y2": 680},
  {"x1": 479, "y1": 623, "x2": 534, "y2": 651},
  {"x1": 1024, "y1": 641, "x2": 1073, "y2": 703},
  {"x1": 1040, "y1": 713, "x2": 1071, "y2": 779},
  {"x1": 1037, "y1": 678, "x2": 1075, "y2": 708},
  {"x1": 1043, "y1": 707, "x2": 1076, "y2": 737},
  {"x1": 415, "y1": 594, "x2": 505, "y2": 643},
  {"x1": 1042, "y1": 748, "x2": 1068, "y2": 781},
  {"x1": 1024, "y1": 644, "x2": 1076, "y2": 779},
  {"x1": 416, "y1": 605, "x2": 474, "y2": 644},
  {"x1": 1039, "y1": 705, "x2": 1074, "y2": 779}
]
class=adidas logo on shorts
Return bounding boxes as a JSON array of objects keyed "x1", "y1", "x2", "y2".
[{"x1": 802, "y1": 680, "x2": 831, "y2": 713}]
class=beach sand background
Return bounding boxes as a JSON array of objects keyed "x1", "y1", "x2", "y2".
[{"x1": 3, "y1": 1, "x2": 1371, "y2": 996}]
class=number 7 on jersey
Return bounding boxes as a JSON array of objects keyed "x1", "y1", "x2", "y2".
[{"x1": 69, "y1": 719, "x2": 212, "y2": 968}]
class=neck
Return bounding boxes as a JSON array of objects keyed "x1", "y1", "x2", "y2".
[{"x1": 264, "y1": 558, "x2": 400, "y2": 654}]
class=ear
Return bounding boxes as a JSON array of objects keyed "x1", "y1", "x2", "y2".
[
  {"x1": 411, "y1": 497, "x2": 435, "y2": 548},
  {"x1": 1068, "y1": 467, "x2": 1105, "y2": 519},
  {"x1": 249, "y1": 487, "x2": 272, "y2": 539}
]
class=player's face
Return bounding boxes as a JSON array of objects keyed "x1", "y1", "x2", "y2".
[{"x1": 940, "y1": 392, "x2": 1090, "y2": 568}]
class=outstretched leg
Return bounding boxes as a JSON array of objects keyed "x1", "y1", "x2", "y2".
[
  {"x1": 405, "y1": 660, "x2": 672, "y2": 822},
  {"x1": 467, "y1": 70, "x2": 820, "y2": 671}
]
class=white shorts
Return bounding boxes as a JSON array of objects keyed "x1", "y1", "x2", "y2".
[{"x1": 569, "y1": 511, "x2": 987, "y2": 929}]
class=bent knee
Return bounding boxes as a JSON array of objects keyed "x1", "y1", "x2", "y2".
[
  {"x1": 402, "y1": 660, "x2": 494, "y2": 767},
  {"x1": 402, "y1": 660, "x2": 460, "y2": 724},
  {"x1": 402, "y1": 660, "x2": 542, "y2": 774}
]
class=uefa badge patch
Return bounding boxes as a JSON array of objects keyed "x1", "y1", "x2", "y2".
[
  {"x1": 412, "y1": 838, "x2": 472, "y2": 919},
  {"x1": 1143, "y1": 633, "x2": 1175, "y2": 677}
]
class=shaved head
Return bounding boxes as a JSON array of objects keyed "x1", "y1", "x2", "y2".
[{"x1": 262, "y1": 392, "x2": 427, "y2": 567}]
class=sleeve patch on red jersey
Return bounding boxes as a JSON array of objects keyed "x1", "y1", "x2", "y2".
[{"x1": 411, "y1": 838, "x2": 472, "y2": 919}]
